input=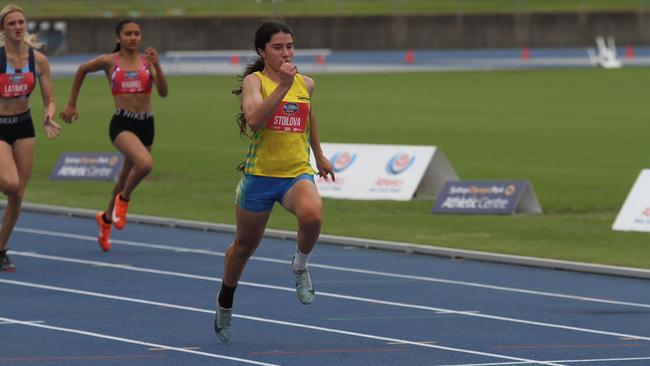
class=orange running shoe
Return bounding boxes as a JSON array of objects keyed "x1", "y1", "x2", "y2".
[
  {"x1": 112, "y1": 194, "x2": 129, "y2": 230},
  {"x1": 96, "y1": 211, "x2": 112, "y2": 252}
]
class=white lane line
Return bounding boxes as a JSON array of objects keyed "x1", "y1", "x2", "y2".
[
  {"x1": 8, "y1": 251, "x2": 650, "y2": 342},
  {"x1": 14, "y1": 227, "x2": 650, "y2": 310},
  {"x1": 0, "y1": 279, "x2": 566, "y2": 366},
  {"x1": 433, "y1": 356, "x2": 650, "y2": 365},
  {"x1": 0, "y1": 316, "x2": 280, "y2": 366},
  {"x1": 0, "y1": 320, "x2": 44, "y2": 325}
]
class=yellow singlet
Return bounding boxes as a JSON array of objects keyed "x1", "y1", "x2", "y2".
[{"x1": 243, "y1": 71, "x2": 315, "y2": 177}]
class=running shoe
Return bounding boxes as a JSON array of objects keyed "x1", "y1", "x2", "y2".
[
  {"x1": 293, "y1": 263, "x2": 315, "y2": 305},
  {"x1": 214, "y1": 306, "x2": 233, "y2": 342},
  {"x1": 96, "y1": 211, "x2": 112, "y2": 252},
  {"x1": 112, "y1": 194, "x2": 129, "y2": 230},
  {"x1": 0, "y1": 252, "x2": 15, "y2": 272}
]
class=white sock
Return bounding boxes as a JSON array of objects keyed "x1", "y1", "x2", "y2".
[{"x1": 292, "y1": 249, "x2": 311, "y2": 271}]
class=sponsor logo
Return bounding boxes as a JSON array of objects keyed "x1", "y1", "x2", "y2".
[
  {"x1": 282, "y1": 102, "x2": 300, "y2": 116},
  {"x1": 450, "y1": 185, "x2": 510, "y2": 195},
  {"x1": 330, "y1": 151, "x2": 356, "y2": 172},
  {"x1": 52, "y1": 153, "x2": 124, "y2": 181},
  {"x1": 440, "y1": 196, "x2": 510, "y2": 210},
  {"x1": 124, "y1": 71, "x2": 139, "y2": 80},
  {"x1": 9, "y1": 73, "x2": 24, "y2": 83},
  {"x1": 374, "y1": 178, "x2": 403, "y2": 187},
  {"x1": 633, "y1": 207, "x2": 650, "y2": 225},
  {"x1": 370, "y1": 177, "x2": 404, "y2": 193},
  {"x1": 433, "y1": 181, "x2": 534, "y2": 214},
  {"x1": 386, "y1": 153, "x2": 415, "y2": 175}
]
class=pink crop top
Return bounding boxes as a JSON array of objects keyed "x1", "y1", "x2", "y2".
[{"x1": 110, "y1": 53, "x2": 152, "y2": 96}]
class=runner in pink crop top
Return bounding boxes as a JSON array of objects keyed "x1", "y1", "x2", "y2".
[{"x1": 59, "y1": 19, "x2": 168, "y2": 253}]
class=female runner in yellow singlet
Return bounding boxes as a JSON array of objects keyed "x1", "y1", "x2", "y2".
[{"x1": 214, "y1": 20, "x2": 334, "y2": 342}]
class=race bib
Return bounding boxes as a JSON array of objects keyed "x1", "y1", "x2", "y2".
[
  {"x1": 266, "y1": 101, "x2": 309, "y2": 132},
  {"x1": 0, "y1": 72, "x2": 35, "y2": 98}
]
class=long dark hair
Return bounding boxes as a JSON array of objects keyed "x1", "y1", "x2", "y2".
[
  {"x1": 233, "y1": 20, "x2": 293, "y2": 137},
  {"x1": 113, "y1": 19, "x2": 137, "y2": 52}
]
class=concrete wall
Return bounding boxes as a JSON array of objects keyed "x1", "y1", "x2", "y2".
[{"x1": 33, "y1": 12, "x2": 650, "y2": 54}]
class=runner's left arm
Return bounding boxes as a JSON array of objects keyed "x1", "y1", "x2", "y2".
[
  {"x1": 303, "y1": 76, "x2": 334, "y2": 181},
  {"x1": 146, "y1": 47, "x2": 168, "y2": 97},
  {"x1": 35, "y1": 52, "x2": 60, "y2": 139}
]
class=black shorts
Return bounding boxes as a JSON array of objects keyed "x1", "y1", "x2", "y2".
[
  {"x1": 109, "y1": 109, "x2": 155, "y2": 147},
  {"x1": 0, "y1": 110, "x2": 35, "y2": 145}
]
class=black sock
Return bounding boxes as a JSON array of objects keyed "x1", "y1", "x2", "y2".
[
  {"x1": 102, "y1": 213, "x2": 112, "y2": 224},
  {"x1": 0, "y1": 249, "x2": 6, "y2": 257},
  {"x1": 218, "y1": 283, "x2": 236, "y2": 309}
]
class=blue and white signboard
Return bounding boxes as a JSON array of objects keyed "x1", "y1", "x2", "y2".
[
  {"x1": 432, "y1": 180, "x2": 542, "y2": 215},
  {"x1": 312, "y1": 143, "x2": 458, "y2": 201},
  {"x1": 612, "y1": 169, "x2": 650, "y2": 232},
  {"x1": 50, "y1": 152, "x2": 123, "y2": 181}
]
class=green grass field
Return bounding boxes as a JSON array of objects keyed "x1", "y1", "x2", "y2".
[
  {"x1": 17, "y1": 0, "x2": 650, "y2": 17},
  {"x1": 23, "y1": 67, "x2": 650, "y2": 269}
]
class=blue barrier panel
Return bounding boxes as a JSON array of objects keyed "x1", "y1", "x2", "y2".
[
  {"x1": 50, "y1": 152, "x2": 123, "y2": 181},
  {"x1": 432, "y1": 180, "x2": 541, "y2": 215}
]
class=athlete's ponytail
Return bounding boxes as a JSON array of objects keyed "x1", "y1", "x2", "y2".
[{"x1": 233, "y1": 20, "x2": 293, "y2": 138}]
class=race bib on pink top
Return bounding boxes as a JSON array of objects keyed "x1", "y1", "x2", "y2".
[{"x1": 266, "y1": 101, "x2": 309, "y2": 133}]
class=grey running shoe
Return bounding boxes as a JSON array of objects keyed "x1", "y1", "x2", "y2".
[
  {"x1": 214, "y1": 306, "x2": 232, "y2": 342},
  {"x1": 293, "y1": 266, "x2": 315, "y2": 304},
  {"x1": 0, "y1": 252, "x2": 15, "y2": 272}
]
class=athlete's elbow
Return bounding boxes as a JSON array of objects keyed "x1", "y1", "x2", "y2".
[
  {"x1": 244, "y1": 115, "x2": 261, "y2": 130},
  {"x1": 247, "y1": 120, "x2": 263, "y2": 132}
]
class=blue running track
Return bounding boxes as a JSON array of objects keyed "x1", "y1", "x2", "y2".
[{"x1": 1, "y1": 210, "x2": 649, "y2": 366}]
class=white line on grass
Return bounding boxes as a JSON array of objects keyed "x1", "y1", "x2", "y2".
[
  {"x1": 0, "y1": 279, "x2": 566, "y2": 366},
  {"x1": 9, "y1": 251, "x2": 650, "y2": 342},
  {"x1": 0, "y1": 316, "x2": 280, "y2": 366},
  {"x1": 432, "y1": 356, "x2": 650, "y2": 365},
  {"x1": 14, "y1": 227, "x2": 650, "y2": 310}
]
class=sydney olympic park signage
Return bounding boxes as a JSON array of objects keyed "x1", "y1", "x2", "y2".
[{"x1": 311, "y1": 143, "x2": 542, "y2": 216}]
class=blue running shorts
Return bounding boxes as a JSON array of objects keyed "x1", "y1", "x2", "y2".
[{"x1": 236, "y1": 173, "x2": 315, "y2": 212}]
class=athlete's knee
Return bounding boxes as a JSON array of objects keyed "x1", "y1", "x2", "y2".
[
  {"x1": 0, "y1": 178, "x2": 20, "y2": 197},
  {"x1": 298, "y1": 208, "x2": 322, "y2": 229},
  {"x1": 135, "y1": 156, "x2": 154, "y2": 175},
  {"x1": 232, "y1": 239, "x2": 259, "y2": 259}
]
